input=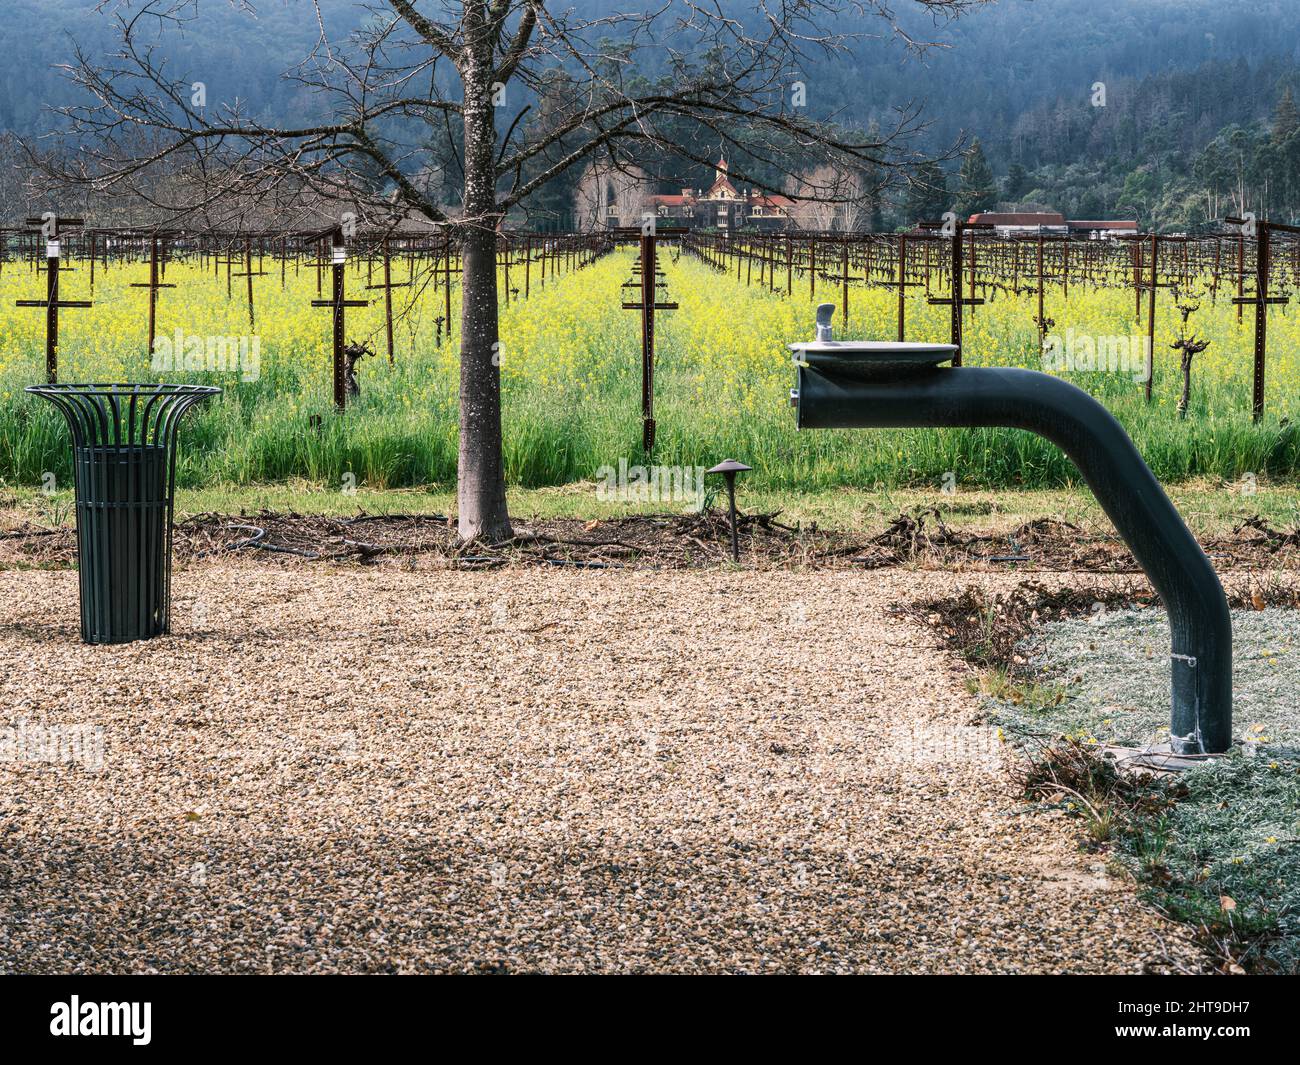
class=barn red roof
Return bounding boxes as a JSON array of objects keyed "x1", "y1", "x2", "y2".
[
  {"x1": 1068, "y1": 220, "x2": 1138, "y2": 230},
  {"x1": 968, "y1": 212, "x2": 1066, "y2": 226}
]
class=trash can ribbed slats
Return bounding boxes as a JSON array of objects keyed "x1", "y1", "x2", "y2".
[{"x1": 25, "y1": 383, "x2": 220, "y2": 644}]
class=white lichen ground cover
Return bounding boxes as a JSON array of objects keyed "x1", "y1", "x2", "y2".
[
  {"x1": 1020, "y1": 608, "x2": 1299, "y2": 752},
  {"x1": 996, "y1": 608, "x2": 1300, "y2": 972}
]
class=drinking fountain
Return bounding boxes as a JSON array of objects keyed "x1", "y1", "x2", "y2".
[{"x1": 790, "y1": 304, "x2": 1232, "y2": 755}]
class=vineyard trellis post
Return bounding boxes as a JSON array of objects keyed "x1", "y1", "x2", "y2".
[
  {"x1": 1226, "y1": 216, "x2": 1295, "y2": 420},
  {"x1": 924, "y1": 220, "x2": 990, "y2": 365},
  {"x1": 310, "y1": 228, "x2": 371, "y2": 411},
  {"x1": 1024, "y1": 232, "x2": 1069, "y2": 346},
  {"x1": 442, "y1": 232, "x2": 454, "y2": 344},
  {"x1": 620, "y1": 227, "x2": 681, "y2": 452},
  {"x1": 15, "y1": 216, "x2": 92, "y2": 384},
  {"x1": 882, "y1": 233, "x2": 925, "y2": 342},
  {"x1": 1037, "y1": 234, "x2": 1046, "y2": 340},
  {"x1": 129, "y1": 234, "x2": 177, "y2": 356},
  {"x1": 214, "y1": 241, "x2": 239, "y2": 300},
  {"x1": 1237, "y1": 230, "x2": 1245, "y2": 324},
  {"x1": 841, "y1": 242, "x2": 850, "y2": 327},
  {"x1": 813, "y1": 237, "x2": 857, "y2": 329},
  {"x1": 1119, "y1": 233, "x2": 1171, "y2": 403},
  {"x1": 364, "y1": 237, "x2": 409, "y2": 365},
  {"x1": 1146, "y1": 234, "x2": 1159, "y2": 402},
  {"x1": 231, "y1": 236, "x2": 266, "y2": 327}
]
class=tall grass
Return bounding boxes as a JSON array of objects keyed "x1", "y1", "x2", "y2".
[{"x1": 0, "y1": 248, "x2": 1297, "y2": 492}]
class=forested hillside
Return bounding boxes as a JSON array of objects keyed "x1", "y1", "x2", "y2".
[{"x1": 7, "y1": 0, "x2": 1300, "y2": 228}]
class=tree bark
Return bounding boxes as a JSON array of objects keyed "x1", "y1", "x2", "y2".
[{"x1": 456, "y1": 39, "x2": 513, "y2": 543}]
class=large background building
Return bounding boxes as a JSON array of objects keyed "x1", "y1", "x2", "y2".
[
  {"x1": 967, "y1": 212, "x2": 1138, "y2": 239},
  {"x1": 575, "y1": 157, "x2": 793, "y2": 232},
  {"x1": 647, "y1": 157, "x2": 793, "y2": 231}
]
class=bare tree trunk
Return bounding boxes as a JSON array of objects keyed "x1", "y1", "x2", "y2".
[
  {"x1": 456, "y1": 45, "x2": 512, "y2": 543},
  {"x1": 42, "y1": 0, "x2": 990, "y2": 548}
]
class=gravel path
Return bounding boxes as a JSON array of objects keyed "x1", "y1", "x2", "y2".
[{"x1": 0, "y1": 563, "x2": 1205, "y2": 973}]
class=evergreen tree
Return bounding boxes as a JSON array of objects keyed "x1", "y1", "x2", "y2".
[
  {"x1": 1003, "y1": 162, "x2": 1029, "y2": 202},
  {"x1": 956, "y1": 138, "x2": 997, "y2": 215},
  {"x1": 1272, "y1": 87, "x2": 1300, "y2": 221},
  {"x1": 904, "y1": 161, "x2": 949, "y2": 225},
  {"x1": 1273, "y1": 86, "x2": 1299, "y2": 141}
]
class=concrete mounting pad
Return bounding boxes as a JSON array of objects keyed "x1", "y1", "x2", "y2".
[{"x1": 1099, "y1": 743, "x2": 1227, "y2": 776}]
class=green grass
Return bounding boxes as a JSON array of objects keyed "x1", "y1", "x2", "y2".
[{"x1": 2, "y1": 250, "x2": 1300, "y2": 494}]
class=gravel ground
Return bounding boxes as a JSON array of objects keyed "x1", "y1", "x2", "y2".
[{"x1": 0, "y1": 562, "x2": 1206, "y2": 973}]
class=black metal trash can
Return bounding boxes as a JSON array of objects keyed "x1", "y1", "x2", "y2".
[{"x1": 25, "y1": 383, "x2": 220, "y2": 644}]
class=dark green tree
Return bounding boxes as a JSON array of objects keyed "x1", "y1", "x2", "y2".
[
  {"x1": 905, "y1": 160, "x2": 949, "y2": 224},
  {"x1": 1002, "y1": 162, "x2": 1028, "y2": 201},
  {"x1": 956, "y1": 138, "x2": 997, "y2": 215},
  {"x1": 1271, "y1": 87, "x2": 1300, "y2": 220},
  {"x1": 1273, "y1": 86, "x2": 1299, "y2": 140}
]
